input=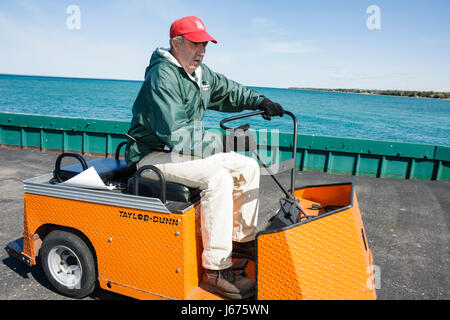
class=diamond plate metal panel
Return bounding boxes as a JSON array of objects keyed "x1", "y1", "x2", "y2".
[
  {"x1": 257, "y1": 186, "x2": 376, "y2": 300},
  {"x1": 23, "y1": 193, "x2": 202, "y2": 299}
]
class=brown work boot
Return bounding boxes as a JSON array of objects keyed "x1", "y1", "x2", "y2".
[
  {"x1": 232, "y1": 240, "x2": 256, "y2": 260},
  {"x1": 200, "y1": 267, "x2": 255, "y2": 299}
]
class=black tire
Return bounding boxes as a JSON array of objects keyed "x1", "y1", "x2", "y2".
[{"x1": 40, "y1": 230, "x2": 96, "y2": 299}]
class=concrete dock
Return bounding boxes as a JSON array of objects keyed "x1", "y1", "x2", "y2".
[{"x1": 0, "y1": 146, "x2": 448, "y2": 300}]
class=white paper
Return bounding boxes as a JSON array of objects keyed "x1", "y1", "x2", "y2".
[{"x1": 60, "y1": 166, "x2": 115, "y2": 190}]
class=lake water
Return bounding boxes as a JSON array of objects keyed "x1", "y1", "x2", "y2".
[{"x1": 0, "y1": 74, "x2": 449, "y2": 146}]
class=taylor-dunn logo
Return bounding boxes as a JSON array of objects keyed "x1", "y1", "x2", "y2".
[{"x1": 119, "y1": 210, "x2": 179, "y2": 226}]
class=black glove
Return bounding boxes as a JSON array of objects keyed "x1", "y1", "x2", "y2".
[{"x1": 258, "y1": 98, "x2": 285, "y2": 120}]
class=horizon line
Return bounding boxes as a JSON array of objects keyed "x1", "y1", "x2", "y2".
[{"x1": 0, "y1": 72, "x2": 448, "y2": 93}]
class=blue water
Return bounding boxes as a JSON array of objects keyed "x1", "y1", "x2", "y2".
[{"x1": 0, "y1": 74, "x2": 449, "y2": 146}]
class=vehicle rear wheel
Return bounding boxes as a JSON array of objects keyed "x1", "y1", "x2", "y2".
[{"x1": 40, "y1": 230, "x2": 96, "y2": 298}]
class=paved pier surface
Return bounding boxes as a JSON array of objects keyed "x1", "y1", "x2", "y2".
[{"x1": 0, "y1": 147, "x2": 448, "y2": 300}]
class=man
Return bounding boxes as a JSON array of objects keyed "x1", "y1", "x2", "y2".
[{"x1": 125, "y1": 16, "x2": 284, "y2": 299}]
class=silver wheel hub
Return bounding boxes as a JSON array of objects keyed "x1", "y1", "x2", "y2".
[{"x1": 47, "y1": 245, "x2": 82, "y2": 289}]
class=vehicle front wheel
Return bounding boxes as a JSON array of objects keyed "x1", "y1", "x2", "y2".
[{"x1": 40, "y1": 230, "x2": 96, "y2": 298}]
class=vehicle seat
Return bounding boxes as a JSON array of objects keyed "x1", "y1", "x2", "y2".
[
  {"x1": 52, "y1": 142, "x2": 200, "y2": 203},
  {"x1": 126, "y1": 176, "x2": 201, "y2": 203},
  {"x1": 52, "y1": 142, "x2": 134, "y2": 184},
  {"x1": 54, "y1": 157, "x2": 135, "y2": 183}
]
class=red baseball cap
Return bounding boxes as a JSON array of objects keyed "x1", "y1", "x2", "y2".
[{"x1": 170, "y1": 16, "x2": 217, "y2": 44}]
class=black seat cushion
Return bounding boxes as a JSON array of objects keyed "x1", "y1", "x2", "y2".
[
  {"x1": 55, "y1": 158, "x2": 135, "y2": 183},
  {"x1": 126, "y1": 176, "x2": 201, "y2": 203}
]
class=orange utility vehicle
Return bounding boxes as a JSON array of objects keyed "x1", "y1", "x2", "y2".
[{"x1": 6, "y1": 111, "x2": 376, "y2": 300}]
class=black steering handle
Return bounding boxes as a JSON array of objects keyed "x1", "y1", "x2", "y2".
[
  {"x1": 220, "y1": 110, "x2": 297, "y2": 132},
  {"x1": 220, "y1": 110, "x2": 263, "y2": 131},
  {"x1": 219, "y1": 110, "x2": 298, "y2": 198}
]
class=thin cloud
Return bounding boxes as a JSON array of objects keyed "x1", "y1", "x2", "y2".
[
  {"x1": 261, "y1": 40, "x2": 321, "y2": 54},
  {"x1": 14, "y1": 0, "x2": 39, "y2": 12},
  {"x1": 249, "y1": 16, "x2": 287, "y2": 35},
  {"x1": 251, "y1": 17, "x2": 272, "y2": 27},
  {"x1": 0, "y1": 12, "x2": 147, "y2": 80},
  {"x1": 421, "y1": 37, "x2": 450, "y2": 43},
  {"x1": 250, "y1": 17, "x2": 320, "y2": 54}
]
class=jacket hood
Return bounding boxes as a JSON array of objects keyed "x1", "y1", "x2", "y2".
[
  {"x1": 148, "y1": 48, "x2": 181, "y2": 71},
  {"x1": 146, "y1": 47, "x2": 202, "y2": 86}
]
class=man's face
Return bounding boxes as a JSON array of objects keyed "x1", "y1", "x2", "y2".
[{"x1": 172, "y1": 37, "x2": 208, "y2": 75}]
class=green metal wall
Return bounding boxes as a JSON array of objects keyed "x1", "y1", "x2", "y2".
[
  {"x1": 1, "y1": 112, "x2": 449, "y2": 180},
  {"x1": 0, "y1": 113, "x2": 128, "y2": 156}
]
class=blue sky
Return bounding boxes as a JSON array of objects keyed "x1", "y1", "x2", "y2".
[{"x1": 0, "y1": 0, "x2": 449, "y2": 91}]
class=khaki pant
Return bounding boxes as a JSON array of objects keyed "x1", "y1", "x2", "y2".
[{"x1": 137, "y1": 151, "x2": 260, "y2": 270}]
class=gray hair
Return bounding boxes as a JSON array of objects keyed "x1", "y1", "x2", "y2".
[{"x1": 170, "y1": 35, "x2": 184, "y2": 50}]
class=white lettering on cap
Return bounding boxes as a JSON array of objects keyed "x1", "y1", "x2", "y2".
[{"x1": 195, "y1": 20, "x2": 205, "y2": 30}]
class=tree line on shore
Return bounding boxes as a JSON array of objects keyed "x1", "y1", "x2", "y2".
[{"x1": 289, "y1": 88, "x2": 450, "y2": 99}]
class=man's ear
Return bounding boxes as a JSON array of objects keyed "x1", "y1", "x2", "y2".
[{"x1": 172, "y1": 37, "x2": 182, "y2": 51}]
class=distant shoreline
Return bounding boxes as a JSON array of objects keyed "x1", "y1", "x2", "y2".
[
  {"x1": 1, "y1": 73, "x2": 449, "y2": 100},
  {"x1": 288, "y1": 87, "x2": 450, "y2": 100}
]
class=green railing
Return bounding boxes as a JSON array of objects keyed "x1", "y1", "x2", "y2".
[{"x1": 0, "y1": 112, "x2": 449, "y2": 180}]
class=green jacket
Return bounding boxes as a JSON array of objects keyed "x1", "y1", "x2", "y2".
[{"x1": 125, "y1": 48, "x2": 264, "y2": 166}]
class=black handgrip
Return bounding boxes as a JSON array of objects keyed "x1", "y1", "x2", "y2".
[
  {"x1": 235, "y1": 123, "x2": 250, "y2": 131},
  {"x1": 54, "y1": 153, "x2": 88, "y2": 183},
  {"x1": 133, "y1": 165, "x2": 167, "y2": 203},
  {"x1": 115, "y1": 141, "x2": 128, "y2": 160}
]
